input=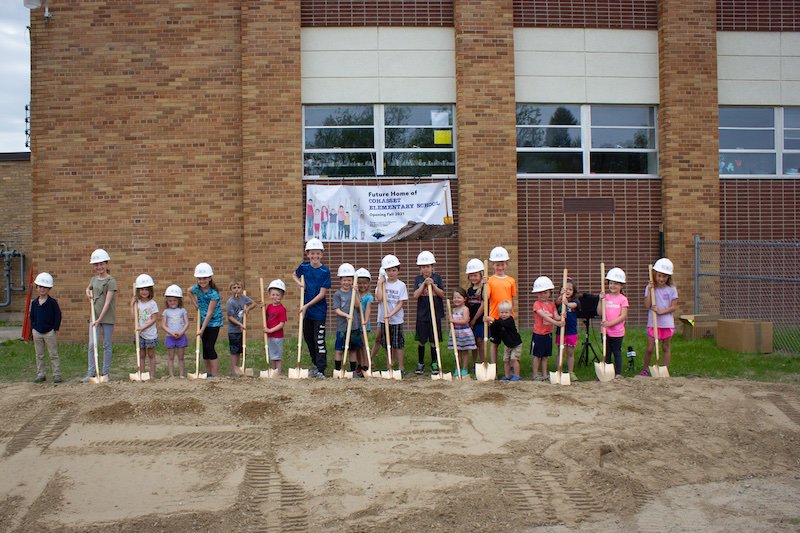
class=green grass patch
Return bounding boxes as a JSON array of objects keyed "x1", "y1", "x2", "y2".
[{"x1": 1, "y1": 328, "x2": 798, "y2": 384}]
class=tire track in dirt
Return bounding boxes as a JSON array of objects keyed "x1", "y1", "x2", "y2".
[
  {"x1": 91, "y1": 431, "x2": 268, "y2": 453},
  {"x1": 242, "y1": 456, "x2": 308, "y2": 532},
  {"x1": 768, "y1": 394, "x2": 800, "y2": 426},
  {"x1": 34, "y1": 408, "x2": 78, "y2": 451},
  {"x1": 3, "y1": 408, "x2": 59, "y2": 457}
]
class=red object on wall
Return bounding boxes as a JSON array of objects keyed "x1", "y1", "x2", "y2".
[{"x1": 21, "y1": 263, "x2": 34, "y2": 342}]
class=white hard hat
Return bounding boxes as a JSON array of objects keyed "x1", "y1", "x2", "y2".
[
  {"x1": 532, "y1": 276, "x2": 555, "y2": 293},
  {"x1": 135, "y1": 273, "x2": 155, "y2": 288},
  {"x1": 653, "y1": 258, "x2": 674, "y2": 276},
  {"x1": 90, "y1": 248, "x2": 110, "y2": 264},
  {"x1": 194, "y1": 262, "x2": 214, "y2": 278},
  {"x1": 416, "y1": 251, "x2": 436, "y2": 266},
  {"x1": 268, "y1": 279, "x2": 287, "y2": 292},
  {"x1": 489, "y1": 246, "x2": 510, "y2": 262},
  {"x1": 337, "y1": 263, "x2": 356, "y2": 277},
  {"x1": 305, "y1": 238, "x2": 324, "y2": 251},
  {"x1": 606, "y1": 267, "x2": 626, "y2": 284},
  {"x1": 34, "y1": 272, "x2": 53, "y2": 288},
  {"x1": 381, "y1": 254, "x2": 400, "y2": 269},
  {"x1": 465, "y1": 258, "x2": 484, "y2": 274},
  {"x1": 356, "y1": 268, "x2": 371, "y2": 280},
  {"x1": 164, "y1": 284, "x2": 183, "y2": 298}
]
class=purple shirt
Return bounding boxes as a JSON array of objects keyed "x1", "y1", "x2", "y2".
[{"x1": 645, "y1": 285, "x2": 678, "y2": 329}]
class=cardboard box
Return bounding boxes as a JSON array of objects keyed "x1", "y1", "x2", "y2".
[
  {"x1": 716, "y1": 319, "x2": 773, "y2": 353},
  {"x1": 679, "y1": 314, "x2": 719, "y2": 340}
]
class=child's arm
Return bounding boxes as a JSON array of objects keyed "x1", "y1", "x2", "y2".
[
  {"x1": 364, "y1": 299, "x2": 372, "y2": 322},
  {"x1": 300, "y1": 287, "x2": 328, "y2": 314},
  {"x1": 643, "y1": 283, "x2": 652, "y2": 309},
  {"x1": 374, "y1": 278, "x2": 384, "y2": 302},
  {"x1": 266, "y1": 321, "x2": 285, "y2": 334},
  {"x1": 292, "y1": 272, "x2": 303, "y2": 288},
  {"x1": 452, "y1": 307, "x2": 470, "y2": 326},
  {"x1": 535, "y1": 308, "x2": 561, "y2": 327},
  {"x1": 139, "y1": 311, "x2": 158, "y2": 332},
  {"x1": 186, "y1": 287, "x2": 199, "y2": 309},
  {"x1": 200, "y1": 299, "x2": 216, "y2": 334},
  {"x1": 604, "y1": 307, "x2": 628, "y2": 327},
  {"x1": 95, "y1": 290, "x2": 115, "y2": 325},
  {"x1": 411, "y1": 278, "x2": 426, "y2": 299},
  {"x1": 656, "y1": 297, "x2": 679, "y2": 316},
  {"x1": 385, "y1": 300, "x2": 404, "y2": 320}
]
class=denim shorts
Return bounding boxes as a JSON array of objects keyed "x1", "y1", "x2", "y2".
[{"x1": 228, "y1": 332, "x2": 243, "y2": 355}]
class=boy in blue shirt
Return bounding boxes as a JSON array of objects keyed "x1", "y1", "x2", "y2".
[{"x1": 293, "y1": 238, "x2": 332, "y2": 378}]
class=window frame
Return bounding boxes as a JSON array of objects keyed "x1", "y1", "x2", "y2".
[
  {"x1": 516, "y1": 104, "x2": 659, "y2": 178},
  {"x1": 719, "y1": 106, "x2": 800, "y2": 178},
  {"x1": 303, "y1": 104, "x2": 456, "y2": 179}
]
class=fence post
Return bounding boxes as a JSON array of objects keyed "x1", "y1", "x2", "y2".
[{"x1": 694, "y1": 234, "x2": 700, "y2": 314}]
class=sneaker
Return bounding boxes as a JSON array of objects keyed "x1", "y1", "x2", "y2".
[
  {"x1": 498, "y1": 375, "x2": 511, "y2": 381},
  {"x1": 81, "y1": 375, "x2": 95, "y2": 384},
  {"x1": 431, "y1": 362, "x2": 439, "y2": 375},
  {"x1": 53, "y1": 375, "x2": 63, "y2": 384},
  {"x1": 34, "y1": 375, "x2": 46, "y2": 383},
  {"x1": 534, "y1": 375, "x2": 547, "y2": 382},
  {"x1": 354, "y1": 368, "x2": 364, "y2": 378},
  {"x1": 639, "y1": 369, "x2": 651, "y2": 377},
  {"x1": 460, "y1": 369, "x2": 469, "y2": 377},
  {"x1": 415, "y1": 363, "x2": 424, "y2": 375},
  {"x1": 317, "y1": 370, "x2": 326, "y2": 379},
  {"x1": 510, "y1": 375, "x2": 521, "y2": 382},
  {"x1": 570, "y1": 373, "x2": 578, "y2": 382}
]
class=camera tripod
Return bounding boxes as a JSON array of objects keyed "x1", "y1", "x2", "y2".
[{"x1": 577, "y1": 317, "x2": 601, "y2": 367}]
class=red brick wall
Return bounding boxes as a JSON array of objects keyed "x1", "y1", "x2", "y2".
[
  {"x1": 721, "y1": 179, "x2": 800, "y2": 240},
  {"x1": 301, "y1": 0, "x2": 454, "y2": 26},
  {"x1": 517, "y1": 178, "x2": 661, "y2": 327},
  {"x1": 657, "y1": 0, "x2": 720, "y2": 316},
  {"x1": 454, "y1": 0, "x2": 519, "y2": 287},
  {"x1": 717, "y1": 0, "x2": 800, "y2": 31},
  {"x1": 30, "y1": 2, "x2": 243, "y2": 340},
  {"x1": 514, "y1": 0, "x2": 658, "y2": 29},
  {"x1": 0, "y1": 157, "x2": 31, "y2": 316}
]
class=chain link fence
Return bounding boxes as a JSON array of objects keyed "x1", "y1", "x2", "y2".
[{"x1": 695, "y1": 237, "x2": 800, "y2": 354}]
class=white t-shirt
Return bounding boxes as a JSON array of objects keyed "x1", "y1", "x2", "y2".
[
  {"x1": 376, "y1": 279, "x2": 408, "y2": 325},
  {"x1": 137, "y1": 299, "x2": 159, "y2": 340},
  {"x1": 163, "y1": 307, "x2": 187, "y2": 335}
]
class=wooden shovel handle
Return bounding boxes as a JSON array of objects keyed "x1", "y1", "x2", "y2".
[
  {"x1": 649, "y1": 265, "x2": 660, "y2": 362},
  {"x1": 446, "y1": 299, "x2": 462, "y2": 379},
  {"x1": 356, "y1": 281, "x2": 372, "y2": 373},
  {"x1": 482, "y1": 260, "x2": 490, "y2": 364},
  {"x1": 601, "y1": 262, "x2": 607, "y2": 360},
  {"x1": 382, "y1": 276, "x2": 394, "y2": 369},
  {"x1": 260, "y1": 278, "x2": 270, "y2": 363},
  {"x1": 297, "y1": 276, "x2": 305, "y2": 368}
]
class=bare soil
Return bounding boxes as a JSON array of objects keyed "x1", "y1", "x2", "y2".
[{"x1": 1, "y1": 375, "x2": 799, "y2": 532}]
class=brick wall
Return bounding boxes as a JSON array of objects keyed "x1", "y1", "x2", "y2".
[
  {"x1": 517, "y1": 178, "x2": 661, "y2": 328},
  {"x1": 454, "y1": 0, "x2": 519, "y2": 286},
  {"x1": 657, "y1": 0, "x2": 720, "y2": 316},
  {"x1": 301, "y1": 0, "x2": 454, "y2": 27},
  {"x1": 30, "y1": 2, "x2": 244, "y2": 341},
  {"x1": 717, "y1": 0, "x2": 800, "y2": 31},
  {"x1": 241, "y1": 0, "x2": 304, "y2": 310},
  {"x1": 0, "y1": 156, "x2": 31, "y2": 316},
  {"x1": 514, "y1": 0, "x2": 658, "y2": 29},
  {"x1": 721, "y1": 179, "x2": 800, "y2": 240}
]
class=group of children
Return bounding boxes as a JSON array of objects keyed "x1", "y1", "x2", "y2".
[{"x1": 29, "y1": 244, "x2": 678, "y2": 383}]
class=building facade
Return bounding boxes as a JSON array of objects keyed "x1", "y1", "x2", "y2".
[{"x1": 27, "y1": 0, "x2": 800, "y2": 339}]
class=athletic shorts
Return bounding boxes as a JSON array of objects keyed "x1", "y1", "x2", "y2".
[
  {"x1": 647, "y1": 327, "x2": 674, "y2": 340},
  {"x1": 335, "y1": 330, "x2": 363, "y2": 351},
  {"x1": 378, "y1": 323, "x2": 405, "y2": 349},
  {"x1": 267, "y1": 337, "x2": 284, "y2": 361},
  {"x1": 531, "y1": 333, "x2": 553, "y2": 358},
  {"x1": 564, "y1": 333, "x2": 578, "y2": 347},
  {"x1": 134, "y1": 336, "x2": 159, "y2": 349},
  {"x1": 471, "y1": 321, "x2": 484, "y2": 340},
  {"x1": 164, "y1": 334, "x2": 188, "y2": 349},
  {"x1": 415, "y1": 319, "x2": 442, "y2": 345},
  {"x1": 228, "y1": 332, "x2": 243, "y2": 355},
  {"x1": 503, "y1": 344, "x2": 522, "y2": 361}
]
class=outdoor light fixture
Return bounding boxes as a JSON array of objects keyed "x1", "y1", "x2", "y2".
[{"x1": 24, "y1": 0, "x2": 52, "y2": 24}]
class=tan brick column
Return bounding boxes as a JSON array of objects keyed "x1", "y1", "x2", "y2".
[
  {"x1": 454, "y1": 0, "x2": 518, "y2": 284},
  {"x1": 658, "y1": 0, "x2": 720, "y2": 313},
  {"x1": 241, "y1": 1, "x2": 304, "y2": 298}
]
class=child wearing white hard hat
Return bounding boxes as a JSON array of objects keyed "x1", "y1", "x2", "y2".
[
  {"x1": 30, "y1": 272, "x2": 62, "y2": 383},
  {"x1": 188, "y1": 262, "x2": 223, "y2": 378},
  {"x1": 530, "y1": 276, "x2": 560, "y2": 382},
  {"x1": 598, "y1": 267, "x2": 629, "y2": 377},
  {"x1": 642, "y1": 258, "x2": 679, "y2": 376},
  {"x1": 162, "y1": 284, "x2": 189, "y2": 378},
  {"x1": 412, "y1": 251, "x2": 446, "y2": 376},
  {"x1": 265, "y1": 280, "x2": 288, "y2": 376},
  {"x1": 83, "y1": 249, "x2": 117, "y2": 383},
  {"x1": 487, "y1": 247, "x2": 517, "y2": 375},
  {"x1": 292, "y1": 238, "x2": 331, "y2": 378},
  {"x1": 132, "y1": 273, "x2": 159, "y2": 379}
]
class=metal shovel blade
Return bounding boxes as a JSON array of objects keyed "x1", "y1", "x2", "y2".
[
  {"x1": 243, "y1": 368, "x2": 254, "y2": 377},
  {"x1": 333, "y1": 369, "x2": 353, "y2": 379},
  {"x1": 129, "y1": 372, "x2": 143, "y2": 382},
  {"x1": 549, "y1": 371, "x2": 571, "y2": 385},
  {"x1": 288, "y1": 367, "x2": 309, "y2": 379},
  {"x1": 594, "y1": 361, "x2": 616, "y2": 382},
  {"x1": 475, "y1": 363, "x2": 496, "y2": 382},
  {"x1": 650, "y1": 365, "x2": 669, "y2": 378},
  {"x1": 259, "y1": 368, "x2": 277, "y2": 378},
  {"x1": 187, "y1": 372, "x2": 207, "y2": 380},
  {"x1": 88, "y1": 375, "x2": 109, "y2": 384},
  {"x1": 380, "y1": 369, "x2": 402, "y2": 380}
]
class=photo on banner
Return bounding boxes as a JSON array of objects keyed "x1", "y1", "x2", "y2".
[{"x1": 305, "y1": 181, "x2": 455, "y2": 243}]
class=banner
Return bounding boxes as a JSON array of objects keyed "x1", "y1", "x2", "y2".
[{"x1": 305, "y1": 181, "x2": 455, "y2": 243}]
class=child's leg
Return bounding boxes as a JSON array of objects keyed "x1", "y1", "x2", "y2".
[
  {"x1": 147, "y1": 347, "x2": 156, "y2": 377},
  {"x1": 490, "y1": 342, "x2": 498, "y2": 365},
  {"x1": 177, "y1": 347, "x2": 185, "y2": 377},
  {"x1": 541, "y1": 356, "x2": 548, "y2": 375},
  {"x1": 417, "y1": 342, "x2": 426, "y2": 370},
  {"x1": 45, "y1": 331, "x2": 61, "y2": 379},
  {"x1": 33, "y1": 330, "x2": 46, "y2": 378},
  {"x1": 167, "y1": 348, "x2": 175, "y2": 377},
  {"x1": 644, "y1": 334, "x2": 654, "y2": 368},
  {"x1": 566, "y1": 346, "x2": 575, "y2": 373},
  {"x1": 511, "y1": 358, "x2": 520, "y2": 378},
  {"x1": 533, "y1": 356, "x2": 542, "y2": 377},
  {"x1": 393, "y1": 348, "x2": 405, "y2": 371},
  {"x1": 138, "y1": 340, "x2": 147, "y2": 373},
  {"x1": 661, "y1": 336, "x2": 672, "y2": 366},
  {"x1": 334, "y1": 349, "x2": 343, "y2": 370},
  {"x1": 475, "y1": 336, "x2": 484, "y2": 364},
  {"x1": 230, "y1": 354, "x2": 240, "y2": 375},
  {"x1": 611, "y1": 338, "x2": 622, "y2": 375}
]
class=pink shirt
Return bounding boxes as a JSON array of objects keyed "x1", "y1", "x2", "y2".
[{"x1": 604, "y1": 292, "x2": 629, "y2": 337}]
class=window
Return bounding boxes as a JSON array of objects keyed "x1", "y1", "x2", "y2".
[
  {"x1": 303, "y1": 104, "x2": 455, "y2": 178},
  {"x1": 516, "y1": 104, "x2": 657, "y2": 176},
  {"x1": 719, "y1": 106, "x2": 800, "y2": 176}
]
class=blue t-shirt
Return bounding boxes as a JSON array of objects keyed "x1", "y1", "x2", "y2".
[
  {"x1": 556, "y1": 300, "x2": 579, "y2": 336},
  {"x1": 294, "y1": 262, "x2": 331, "y2": 321},
  {"x1": 192, "y1": 284, "x2": 223, "y2": 327}
]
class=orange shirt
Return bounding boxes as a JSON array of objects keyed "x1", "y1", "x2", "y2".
[
  {"x1": 533, "y1": 300, "x2": 557, "y2": 335},
  {"x1": 487, "y1": 275, "x2": 516, "y2": 319}
]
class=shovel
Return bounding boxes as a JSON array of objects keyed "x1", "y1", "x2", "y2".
[
  {"x1": 334, "y1": 282, "x2": 357, "y2": 379},
  {"x1": 379, "y1": 272, "x2": 402, "y2": 380},
  {"x1": 258, "y1": 278, "x2": 278, "y2": 379},
  {"x1": 442, "y1": 186, "x2": 453, "y2": 225},
  {"x1": 288, "y1": 276, "x2": 310, "y2": 379},
  {"x1": 550, "y1": 269, "x2": 571, "y2": 385},
  {"x1": 187, "y1": 312, "x2": 207, "y2": 380},
  {"x1": 475, "y1": 260, "x2": 496, "y2": 381},
  {"x1": 239, "y1": 290, "x2": 254, "y2": 377},
  {"x1": 429, "y1": 287, "x2": 452, "y2": 381},
  {"x1": 648, "y1": 265, "x2": 670, "y2": 378},
  {"x1": 87, "y1": 290, "x2": 109, "y2": 384},
  {"x1": 595, "y1": 262, "x2": 616, "y2": 382},
  {"x1": 357, "y1": 283, "x2": 375, "y2": 377},
  {"x1": 129, "y1": 282, "x2": 150, "y2": 382},
  {"x1": 446, "y1": 299, "x2": 464, "y2": 382}
]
